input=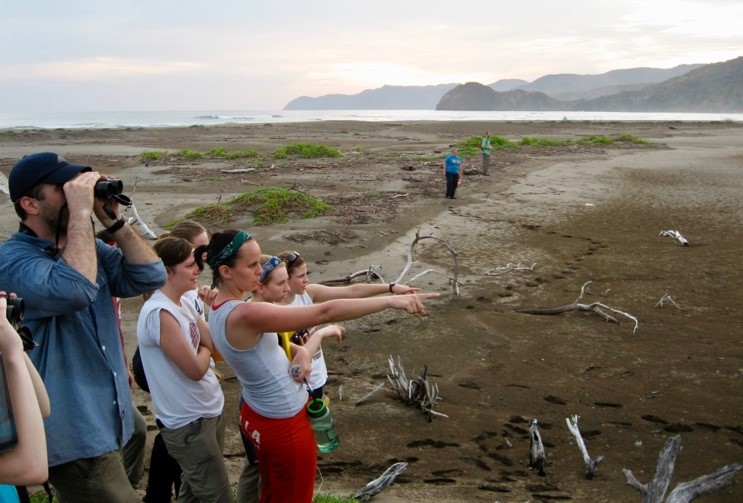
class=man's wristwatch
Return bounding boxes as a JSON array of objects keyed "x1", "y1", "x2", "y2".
[{"x1": 106, "y1": 217, "x2": 127, "y2": 234}]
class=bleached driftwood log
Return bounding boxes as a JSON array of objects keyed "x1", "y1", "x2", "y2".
[
  {"x1": 529, "y1": 418, "x2": 546, "y2": 476},
  {"x1": 659, "y1": 230, "x2": 690, "y2": 247},
  {"x1": 565, "y1": 415, "x2": 604, "y2": 479},
  {"x1": 220, "y1": 167, "x2": 256, "y2": 173},
  {"x1": 623, "y1": 435, "x2": 742, "y2": 502},
  {"x1": 387, "y1": 355, "x2": 447, "y2": 421},
  {"x1": 353, "y1": 462, "x2": 408, "y2": 501},
  {"x1": 516, "y1": 281, "x2": 640, "y2": 334},
  {"x1": 485, "y1": 262, "x2": 537, "y2": 276}
]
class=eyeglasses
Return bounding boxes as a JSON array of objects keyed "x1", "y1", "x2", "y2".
[
  {"x1": 284, "y1": 251, "x2": 301, "y2": 270},
  {"x1": 259, "y1": 256, "x2": 282, "y2": 283}
]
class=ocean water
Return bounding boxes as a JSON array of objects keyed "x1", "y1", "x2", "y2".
[{"x1": 0, "y1": 109, "x2": 741, "y2": 130}]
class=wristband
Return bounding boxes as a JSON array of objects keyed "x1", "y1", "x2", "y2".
[
  {"x1": 389, "y1": 283, "x2": 396, "y2": 293},
  {"x1": 106, "y1": 217, "x2": 126, "y2": 234}
]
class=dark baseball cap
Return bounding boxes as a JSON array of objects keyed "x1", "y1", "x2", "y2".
[{"x1": 9, "y1": 152, "x2": 92, "y2": 202}]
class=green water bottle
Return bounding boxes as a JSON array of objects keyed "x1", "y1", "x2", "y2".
[{"x1": 307, "y1": 398, "x2": 340, "y2": 453}]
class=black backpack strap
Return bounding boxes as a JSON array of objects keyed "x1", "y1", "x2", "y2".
[
  {"x1": 15, "y1": 486, "x2": 30, "y2": 503},
  {"x1": 44, "y1": 482, "x2": 54, "y2": 502},
  {"x1": 15, "y1": 482, "x2": 54, "y2": 502}
]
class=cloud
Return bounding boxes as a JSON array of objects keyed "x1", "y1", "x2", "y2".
[{"x1": 1, "y1": 57, "x2": 203, "y2": 82}]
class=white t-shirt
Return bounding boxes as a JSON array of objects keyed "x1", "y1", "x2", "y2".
[
  {"x1": 288, "y1": 292, "x2": 328, "y2": 390},
  {"x1": 137, "y1": 290, "x2": 224, "y2": 429}
]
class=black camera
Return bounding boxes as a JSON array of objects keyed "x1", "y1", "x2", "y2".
[
  {"x1": 4, "y1": 297, "x2": 35, "y2": 351},
  {"x1": 6, "y1": 297, "x2": 24, "y2": 327},
  {"x1": 291, "y1": 328, "x2": 309, "y2": 345},
  {"x1": 94, "y1": 179, "x2": 124, "y2": 199}
]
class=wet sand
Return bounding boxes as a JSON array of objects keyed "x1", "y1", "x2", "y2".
[{"x1": 1, "y1": 120, "x2": 742, "y2": 501}]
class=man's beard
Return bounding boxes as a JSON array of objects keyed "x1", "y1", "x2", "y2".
[{"x1": 41, "y1": 203, "x2": 69, "y2": 236}]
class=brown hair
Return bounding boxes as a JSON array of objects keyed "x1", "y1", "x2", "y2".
[
  {"x1": 196, "y1": 229, "x2": 246, "y2": 286},
  {"x1": 159, "y1": 219, "x2": 208, "y2": 244},
  {"x1": 276, "y1": 250, "x2": 306, "y2": 277},
  {"x1": 14, "y1": 184, "x2": 46, "y2": 220},
  {"x1": 153, "y1": 236, "x2": 194, "y2": 270}
]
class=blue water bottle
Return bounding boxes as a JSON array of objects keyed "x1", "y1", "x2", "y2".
[{"x1": 307, "y1": 398, "x2": 340, "y2": 453}]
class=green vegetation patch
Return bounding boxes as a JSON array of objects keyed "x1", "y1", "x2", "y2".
[
  {"x1": 614, "y1": 133, "x2": 649, "y2": 145},
  {"x1": 313, "y1": 494, "x2": 357, "y2": 503},
  {"x1": 451, "y1": 133, "x2": 650, "y2": 157},
  {"x1": 139, "y1": 147, "x2": 260, "y2": 164},
  {"x1": 456, "y1": 135, "x2": 518, "y2": 157},
  {"x1": 520, "y1": 137, "x2": 572, "y2": 147},
  {"x1": 273, "y1": 142, "x2": 342, "y2": 159},
  {"x1": 578, "y1": 135, "x2": 613, "y2": 145},
  {"x1": 183, "y1": 187, "x2": 333, "y2": 226}
]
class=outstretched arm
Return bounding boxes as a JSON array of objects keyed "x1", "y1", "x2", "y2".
[
  {"x1": 236, "y1": 292, "x2": 439, "y2": 336},
  {"x1": 308, "y1": 283, "x2": 419, "y2": 303}
]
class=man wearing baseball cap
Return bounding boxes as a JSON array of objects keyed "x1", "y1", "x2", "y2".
[{"x1": 0, "y1": 152, "x2": 166, "y2": 502}]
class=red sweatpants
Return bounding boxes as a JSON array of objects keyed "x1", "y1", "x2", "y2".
[{"x1": 240, "y1": 400, "x2": 317, "y2": 503}]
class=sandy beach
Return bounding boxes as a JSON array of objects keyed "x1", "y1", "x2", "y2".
[{"x1": 1, "y1": 120, "x2": 742, "y2": 502}]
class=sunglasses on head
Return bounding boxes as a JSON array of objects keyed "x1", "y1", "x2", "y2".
[{"x1": 284, "y1": 251, "x2": 301, "y2": 269}]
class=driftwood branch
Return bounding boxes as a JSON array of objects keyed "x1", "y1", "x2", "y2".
[
  {"x1": 318, "y1": 228, "x2": 460, "y2": 295},
  {"x1": 566, "y1": 415, "x2": 604, "y2": 479},
  {"x1": 354, "y1": 383, "x2": 385, "y2": 406},
  {"x1": 123, "y1": 178, "x2": 157, "y2": 240},
  {"x1": 529, "y1": 418, "x2": 546, "y2": 476},
  {"x1": 659, "y1": 230, "x2": 690, "y2": 247},
  {"x1": 666, "y1": 463, "x2": 743, "y2": 502},
  {"x1": 353, "y1": 462, "x2": 408, "y2": 501},
  {"x1": 516, "y1": 281, "x2": 640, "y2": 334},
  {"x1": 319, "y1": 265, "x2": 386, "y2": 286},
  {"x1": 485, "y1": 262, "x2": 537, "y2": 276},
  {"x1": 623, "y1": 435, "x2": 742, "y2": 502},
  {"x1": 655, "y1": 293, "x2": 682, "y2": 310},
  {"x1": 387, "y1": 355, "x2": 447, "y2": 421},
  {"x1": 395, "y1": 228, "x2": 461, "y2": 296}
]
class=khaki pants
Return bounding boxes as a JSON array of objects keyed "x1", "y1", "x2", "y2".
[
  {"x1": 160, "y1": 415, "x2": 232, "y2": 503},
  {"x1": 49, "y1": 451, "x2": 139, "y2": 503}
]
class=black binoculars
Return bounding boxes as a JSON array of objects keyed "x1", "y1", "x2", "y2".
[
  {"x1": 94, "y1": 179, "x2": 124, "y2": 199},
  {"x1": 95, "y1": 179, "x2": 132, "y2": 207}
]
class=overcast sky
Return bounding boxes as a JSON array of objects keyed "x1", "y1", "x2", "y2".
[{"x1": 1, "y1": 0, "x2": 741, "y2": 113}]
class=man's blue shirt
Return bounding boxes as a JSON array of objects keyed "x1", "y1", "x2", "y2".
[{"x1": 0, "y1": 232, "x2": 166, "y2": 466}]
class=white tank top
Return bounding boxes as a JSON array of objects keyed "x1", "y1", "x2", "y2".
[{"x1": 136, "y1": 290, "x2": 224, "y2": 429}]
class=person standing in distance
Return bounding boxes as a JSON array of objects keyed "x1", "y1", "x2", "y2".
[
  {"x1": 442, "y1": 147, "x2": 462, "y2": 199},
  {"x1": 0, "y1": 152, "x2": 167, "y2": 503},
  {"x1": 481, "y1": 131, "x2": 493, "y2": 175}
]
